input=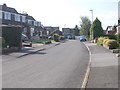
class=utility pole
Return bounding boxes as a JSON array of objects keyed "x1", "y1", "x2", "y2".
[{"x1": 89, "y1": 9, "x2": 94, "y2": 40}]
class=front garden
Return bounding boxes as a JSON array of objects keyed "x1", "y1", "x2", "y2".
[{"x1": 96, "y1": 34, "x2": 120, "y2": 56}]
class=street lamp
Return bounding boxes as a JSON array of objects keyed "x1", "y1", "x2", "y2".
[{"x1": 89, "y1": 9, "x2": 94, "y2": 40}]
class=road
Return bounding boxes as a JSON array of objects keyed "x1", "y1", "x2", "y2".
[{"x1": 2, "y1": 40, "x2": 89, "y2": 88}]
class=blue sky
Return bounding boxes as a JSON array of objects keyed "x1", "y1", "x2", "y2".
[{"x1": 0, "y1": 0, "x2": 119, "y2": 30}]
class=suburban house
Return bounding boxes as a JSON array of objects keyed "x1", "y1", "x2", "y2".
[
  {"x1": 62, "y1": 28, "x2": 75, "y2": 39},
  {"x1": 44, "y1": 26, "x2": 62, "y2": 36},
  {"x1": 0, "y1": 3, "x2": 46, "y2": 40},
  {"x1": 105, "y1": 26, "x2": 117, "y2": 35}
]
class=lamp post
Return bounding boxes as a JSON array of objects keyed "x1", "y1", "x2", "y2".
[{"x1": 89, "y1": 9, "x2": 94, "y2": 40}]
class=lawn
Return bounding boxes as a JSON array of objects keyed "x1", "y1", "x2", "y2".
[{"x1": 32, "y1": 39, "x2": 52, "y2": 44}]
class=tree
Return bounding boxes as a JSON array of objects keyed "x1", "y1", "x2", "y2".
[
  {"x1": 90, "y1": 18, "x2": 103, "y2": 39},
  {"x1": 80, "y1": 16, "x2": 91, "y2": 39},
  {"x1": 74, "y1": 25, "x2": 80, "y2": 36}
]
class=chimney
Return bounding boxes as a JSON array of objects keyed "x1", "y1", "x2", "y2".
[{"x1": 3, "y1": 3, "x2": 7, "y2": 7}]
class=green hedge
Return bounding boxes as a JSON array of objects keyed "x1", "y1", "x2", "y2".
[
  {"x1": 103, "y1": 34, "x2": 117, "y2": 40},
  {"x1": 44, "y1": 41, "x2": 52, "y2": 44},
  {"x1": 0, "y1": 37, "x2": 6, "y2": 48},
  {"x1": 2, "y1": 26, "x2": 22, "y2": 48},
  {"x1": 32, "y1": 39, "x2": 52, "y2": 44}
]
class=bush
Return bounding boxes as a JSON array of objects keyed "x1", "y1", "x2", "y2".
[
  {"x1": 53, "y1": 34, "x2": 59, "y2": 42},
  {"x1": 116, "y1": 34, "x2": 120, "y2": 44},
  {"x1": 105, "y1": 39, "x2": 119, "y2": 49},
  {"x1": 97, "y1": 37, "x2": 109, "y2": 46},
  {"x1": 103, "y1": 34, "x2": 117, "y2": 40},
  {"x1": 103, "y1": 38, "x2": 109, "y2": 46}
]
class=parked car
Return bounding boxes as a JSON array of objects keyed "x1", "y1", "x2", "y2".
[
  {"x1": 79, "y1": 36, "x2": 87, "y2": 42},
  {"x1": 22, "y1": 34, "x2": 32, "y2": 47}
]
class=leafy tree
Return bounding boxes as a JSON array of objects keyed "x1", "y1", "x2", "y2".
[
  {"x1": 80, "y1": 16, "x2": 91, "y2": 39},
  {"x1": 90, "y1": 18, "x2": 103, "y2": 39}
]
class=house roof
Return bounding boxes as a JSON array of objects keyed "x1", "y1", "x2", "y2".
[
  {"x1": 106, "y1": 26, "x2": 112, "y2": 31},
  {"x1": 0, "y1": 4, "x2": 18, "y2": 14},
  {"x1": 26, "y1": 15, "x2": 36, "y2": 20}
]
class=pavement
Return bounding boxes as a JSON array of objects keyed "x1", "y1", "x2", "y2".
[
  {"x1": 83, "y1": 42, "x2": 119, "y2": 89},
  {"x1": 2, "y1": 41, "x2": 61, "y2": 61}
]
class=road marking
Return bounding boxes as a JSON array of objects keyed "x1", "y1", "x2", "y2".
[{"x1": 81, "y1": 42, "x2": 92, "y2": 90}]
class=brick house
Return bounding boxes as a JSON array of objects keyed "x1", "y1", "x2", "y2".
[
  {"x1": 62, "y1": 28, "x2": 75, "y2": 39},
  {"x1": 0, "y1": 3, "x2": 46, "y2": 40},
  {"x1": 44, "y1": 26, "x2": 62, "y2": 37}
]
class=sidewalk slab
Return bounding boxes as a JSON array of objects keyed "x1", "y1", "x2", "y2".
[
  {"x1": 84, "y1": 42, "x2": 118, "y2": 88},
  {"x1": 87, "y1": 66, "x2": 118, "y2": 88}
]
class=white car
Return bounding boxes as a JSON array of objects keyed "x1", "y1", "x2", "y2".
[{"x1": 22, "y1": 34, "x2": 32, "y2": 47}]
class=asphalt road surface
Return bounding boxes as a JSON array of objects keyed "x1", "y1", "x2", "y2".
[{"x1": 2, "y1": 40, "x2": 89, "y2": 88}]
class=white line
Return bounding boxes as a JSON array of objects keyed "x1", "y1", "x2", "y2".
[{"x1": 81, "y1": 42, "x2": 92, "y2": 89}]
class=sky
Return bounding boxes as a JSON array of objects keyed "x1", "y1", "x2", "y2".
[{"x1": 0, "y1": 0, "x2": 119, "y2": 30}]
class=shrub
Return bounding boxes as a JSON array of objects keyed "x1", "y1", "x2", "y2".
[
  {"x1": 116, "y1": 34, "x2": 120, "y2": 44},
  {"x1": 103, "y1": 38, "x2": 109, "y2": 46},
  {"x1": 103, "y1": 34, "x2": 117, "y2": 40},
  {"x1": 105, "y1": 39, "x2": 119, "y2": 49},
  {"x1": 97, "y1": 37, "x2": 109, "y2": 46},
  {"x1": 53, "y1": 34, "x2": 59, "y2": 42}
]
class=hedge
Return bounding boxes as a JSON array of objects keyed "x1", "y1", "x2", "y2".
[
  {"x1": 105, "y1": 39, "x2": 119, "y2": 49},
  {"x1": 2, "y1": 26, "x2": 22, "y2": 48},
  {"x1": 0, "y1": 37, "x2": 6, "y2": 48},
  {"x1": 103, "y1": 34, "x2": 120, "y2": 40},
  {"x1": 44, "y1": 41, "x2": 52, "y2": 44},
  {"x1": 97, "y1": 37, "x2": 119, "y2": 49}
]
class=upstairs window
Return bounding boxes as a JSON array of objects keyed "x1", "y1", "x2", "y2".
[
  {"x1": 28, "y1": 20, "x2": 32, "y2": 25},
  {"x1": 4, "y1": 12, "x2": 11, "y2": 20},
  {"x1": 15, "y1": 14, "x2": 20, "y2": 22},
  {"x1": 22, "y1": 16, "x2": 26, "y2": 23},
  {"x1": 34, "y1": 21, "x2": 37, "y2": 26}
]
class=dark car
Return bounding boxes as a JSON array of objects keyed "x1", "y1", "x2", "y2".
[
  {"x1": 22, "y1": 34, "x2": 32, "y2": 47},
  {"x1": 79, "y1": 36, "x2": 87, "y2": 42}
]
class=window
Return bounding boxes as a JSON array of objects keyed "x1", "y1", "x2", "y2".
[
  {"x1": 34, "y1": 21, "x2": 37, "y2": 26},
  {"x1": 22, "y1": 16, "x2": 26, "y2": 23},
  {"x1": 38, "y1": 22, "x2": 41, "y2": 26},
  {"x1": 15, "y1": 14, "x2": 20, "y2": 22},
  {"x1": 0, "y1": 11, "x2": 2, "y2": 19},
  {"x1": 28, "y1": 20, "x2": 32, "y2": 25},
  {"x1": 4, "y1": 12, "x2": 11, "y2": 20}
]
